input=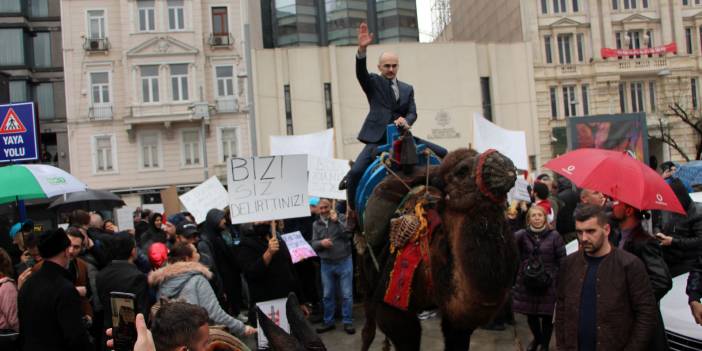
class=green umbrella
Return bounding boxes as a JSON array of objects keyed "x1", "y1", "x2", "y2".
[{"x1": 0, "y1": 164, "x2": 87, "y2": 204}]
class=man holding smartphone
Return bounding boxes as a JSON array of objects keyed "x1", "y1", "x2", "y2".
[{"x1": 18, "y1": 228, "x2": 92, "y2": 351}]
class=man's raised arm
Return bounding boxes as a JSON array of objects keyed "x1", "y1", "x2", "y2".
[{"x1": 356, "y1": 22, "x2": 374, "y2": 95}]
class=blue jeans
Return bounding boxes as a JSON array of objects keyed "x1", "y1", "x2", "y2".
[{"x1": 320, "y1": 256, "x2": 354, "y2": 326}]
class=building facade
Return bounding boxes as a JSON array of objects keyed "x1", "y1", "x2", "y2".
[
  {"x1": 0, "y1": 0, "x2": 69, "y2": 170},
  {"x1": 248, "y1": 0, "x2": 419, "y2": 49},
  {"x1": 61, "y1": 0, "x2": 252, "y2": 204},
  {"x1": 439, "y1": 0, "x2": 702, "y2": 165},
  {"x1": 251, "y1": 42, "x2": 540, "y2": 167}
]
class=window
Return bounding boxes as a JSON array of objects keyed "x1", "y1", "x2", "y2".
[
  {"x1": 613, "y1": 0, "x2": 619, "y2": 10},
  {"x1": 630, "y1": 82, "x2": 644, "y2": 112},
  {"x1": 544, "y1": 35, "x2": 553, "y2": 64},
  {"x1": 0, "y1": 1, "x2": 21, "y2": 13},
  {"x1": 94, "y1": 135, "x2": 115, "y2": 173},
  {"x1": 581, "y1": 84, "x2": 590, "y2": 115},
  {"x1": 623, "y1": 0, "x2": 637, "y2": 9},
  {"x1": 616, "y1": 32, "x2": 622, "y2": 49},
  {"x1": 683, "y1": 0, "x2": 689, "y2": 5},
  {"x1": 324, "y1": 83, "x2": 333, "y2": 128},
  {"x1": 34, "y1": 83, "x2": 54, "y2": 119},
  {"x1": 215, "y1": 66, "x2": 234, "y2": 97},
  {"x1": 0, "y1": 29, "x2": 25, "y2": 66},
  {"x1": 170, "y1": 64, "x2": 189, "y2": 101},
  {"x1": 649, "y1": 81, "x2": 656, "y2": 112},
  {"x1": 643, "y1": 0, "x2": 648, "y2": 7},
  {"x1": 140, "y1": 132, "x2": 160, "y2": 169},
  {"x1": 572, "y1": 0, "x2": 579, "y2": 12},
  {"x1": 168, "y1": 0, "x2": 185, "y2": 30},
  {"x1": 182, "y1": 130, "x2": 201, "y2": 166},
  {"x1": 9, "y1": 81, "x2": 27, "y2": 102},
  {"x1": 686, "y1": 27, "x2": 693, "y2": 54},
  {"x1": 563, "y1": 85, "x2": 577, "y2": 117},
  {"x1": 541, "y1": 0, "x2": 548, "y2": 14},
  {"x1": 553, "y1": 0, "x2": 566, "y2": 13},
  {"x1": 627, "y1": 31, "x2": 642, "y2": 58},
  {"x1": 29, "y1": 0, "x2": 49, "y2": 17},
  {"x1": 692, "y1": 78, "x2": 699, "y2": 110},
  {"x1": 220, "y1": 127, "x2": 238, "y2": 162},
  {"x1": 619, "y1": 83, "x2": 627, "y2": 113},
  {"x1": 557, "y1": 34, "x2": 572, "y2": 64},
  {"x1": 480, "y1": 77, "x2": 493, "y2": 121},
  {"x1": 576, "y1": 33, "x2": 584, "y2": 62},
  {"x1": 647, "y1": 30, "x2": 653, "y2": 57},
  {"x1": 33, "y1": 32, "x2": 51, "y2": 68},
  {"x1": 87, "y1": 10, "x2": 106, "y2": 39},
  {"x1": 284, "y1": 84, "x2": 293, "y2": 135},
  {"x1": 90, "y1": 72, "x2": 110, "y2": 104},
  {"x1": 141, "y1": 65, "x2": 159, "y2": 103},
  {"x1": 138, "y1": 0, "x2": 155, "y2": 32},
  {"x1": 212, "y1": 6, "x2": 229, "y2": 34},
  {"x1": 550, "y1": 87, "x2": 558, "y2": 119}
]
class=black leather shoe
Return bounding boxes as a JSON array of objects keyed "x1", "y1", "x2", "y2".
[
  {"x1": 315, "y1": 324, "x2": 335, "y2": 334},
  {"x1": 338, "y1": 174, "x2": 348, "y2": 190},
  {"x1": 343, "y1": 324, "x2": 355, "y2": 335}
]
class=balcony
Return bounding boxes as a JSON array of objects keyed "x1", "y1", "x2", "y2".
[
  {"x1": 83, "y1": 37, "x2": 110, "y2": 52},
  {"x1": 89, "y1": 104, "x2": 113, "y2": 120},
  {"x1": 617, "y1": 57, "x2": 667, "y2": 71},
  {"x1": 208, "y1": 33, "x2": 233, "y2": 47},
  {"x1": 560, "y1": 64, "x2": 577, "y2": 74},
  {"x1": 216, "y1": 97, "x2": 238, "y2": 113}
]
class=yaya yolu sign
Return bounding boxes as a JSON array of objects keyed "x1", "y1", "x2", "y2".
[{"x1": 0, "y1": 102, "x2": 38, "y2": 163}]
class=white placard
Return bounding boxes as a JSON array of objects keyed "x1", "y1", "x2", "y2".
[
  {"x1": 280, "y1": 231, "x2": 317, "y2": 264},
  {"x1": 472, "y1": 113, "x2": 529, "y2": 171},
  {"x1": 179, "y1": 176, "x2": 229, "y2": 224},
  {"x1": 141, "y1": 204, "x2": 165, "y2": 215},
  {"x1": 114, "y1": 207, "x2": 135, "y2": 231},
  {"x1": 269, "y1": 129, "x2": 334, "y2": 158},
  {"x1": 256, "y1": 297, "x2": 289, "y2": 349},
  {"x1": 227, "y1": 155, "x2": 310, "y2": 224},
  {"x1": 507, "y1": 177, "x2": 532, "y2": 203},
  {"x1": 308, "y1": 155, "x2": 349, "y2": 200}
]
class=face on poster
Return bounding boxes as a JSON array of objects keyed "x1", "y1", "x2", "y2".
[{"x1": 568, "y1": 113, "x2": 648, "y2": 162}]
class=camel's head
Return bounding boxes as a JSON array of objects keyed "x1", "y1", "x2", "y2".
[{"x1": 434, "y1": 148, "x2": 516, "y2": 211}]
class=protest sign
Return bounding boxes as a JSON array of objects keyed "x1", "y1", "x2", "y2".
[
  {"x1": 472, "y1": 113, "x2": 529, "y2": 170},
  {"x1": 256, "y1": 297, "x2": 289, "y2": 348},
  {"x1": 114, "y1": 207, "x2": 135, "y2": 231},
  {"x1": 160, "y1": 186, "x2": 180, "y2": 216},
  {"x1": 280, "y1": 231, "x2": 317, "y2": 264},
  {"x1": 179, "y1": 176, "x2": 229, "y2": 223},
  {"x1": 227, "y1": 155, "x2": 310, "y2": 224},
  {"x1": 269, "y1": 129, "x2": 334, "y2": 158},
  {"x1": 507, "y1": 177, "x2": 532, "y2": 203},
  {"x1": 308, "y1": 155, "x2": 349, "y2": 200}
]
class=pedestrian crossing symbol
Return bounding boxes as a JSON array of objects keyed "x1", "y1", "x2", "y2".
[{"x1": 0, "y1": 108, "x2": 26, "y2": 134}]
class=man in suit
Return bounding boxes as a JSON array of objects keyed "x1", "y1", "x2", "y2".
[{"x1": 344, "y1": 22, "x2": 447, "y2": 211}]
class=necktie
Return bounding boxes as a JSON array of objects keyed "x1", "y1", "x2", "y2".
[{"x1": 389, "y1": 79, "x2": 399, "y2": 101}]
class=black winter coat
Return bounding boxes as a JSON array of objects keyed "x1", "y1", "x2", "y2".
[
  {"x1": 96, "y1": 260, "x2": 150, "y2": 329},
  {"x1": 659, "y1": 202, "x2": 702, "y2": 275},
  {"x1": 197, "y1": 209, "x2": 240, "y2": 308},
  {"x1": 18, "y1": 261, "x2": 92, "y2": 351},
  {"x1": 621, "y1": 224, "x2": 673, "y2": 301}
]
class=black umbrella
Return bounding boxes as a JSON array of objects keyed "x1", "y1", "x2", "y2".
[{"x1": 49, "y1": 188, "x2": 126, "y2": 212}]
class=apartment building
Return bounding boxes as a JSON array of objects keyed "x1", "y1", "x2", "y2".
[
  {"x1": 0, "y1": 0, "x2": 69, "y2": 170},
  {"x1": 61, "y1": 0, "x2": 252, "y2": 204},
  {"x1": 439, "y1": 0, "x2": 701, "y2": 165}
]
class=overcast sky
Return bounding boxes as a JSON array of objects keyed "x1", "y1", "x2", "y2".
[{"x1": 417, "y1": 0, "x2": 435, "y2": 42}]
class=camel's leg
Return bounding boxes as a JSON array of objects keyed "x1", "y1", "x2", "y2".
[
  {"x1": 441, "y1": 317, "x2": 473, "y2": 351},
  {"x1": 376, "y1": 304, "x2": 421, "y2": 351},
  {"x1": 360, "y1": 299, "x2": 377, "y2": 351}
]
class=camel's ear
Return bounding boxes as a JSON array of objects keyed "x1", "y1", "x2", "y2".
[
  {"x1": 256, "y1": 306, "x2": 305, "y2": 351},
  {"x1": 286, "y1": 293, "x2": 327, "y2": 351}
]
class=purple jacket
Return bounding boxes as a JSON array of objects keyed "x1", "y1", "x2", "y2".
[{"x1": 512, "y1": 228, "x2": 566, "y2": 316}]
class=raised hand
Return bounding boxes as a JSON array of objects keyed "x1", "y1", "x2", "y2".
[{"x1": 358, "y1": 22, "x2": 374, "y2": 53}]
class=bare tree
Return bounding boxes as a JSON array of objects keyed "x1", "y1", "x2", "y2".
[{"x1": 649, "y1": 102, "x2": 702, "y2": 162}]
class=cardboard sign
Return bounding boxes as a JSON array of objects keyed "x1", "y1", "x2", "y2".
[
  {"x1": 0, "y1": 102, "x2": 38, "y2": 163},
  {"x1": 227, "y1": 155, "x2": 310, "y2": 224},
  {"x1": 256, "y1": 297, "x2": 289, "y2": 349},
  {"x1": 308, "y1": 155, "x2": 349, "y2": 200},
  {"x1": 160, "y1": 186, "x2": 181, "y2": 217},
  {"x1": 179, "y1": 176, "x2": 229, "y2": 223},
  {"x1": 114, "y1": 207, "x2": 135, "y2": 231},
  {"x1": 473, "y1": 113, "x2": 529, "y2": 171},
  {"x1": 280, "y1": 231, "x2": 317, "y2": 264},
  {"x1": 269, "y1": 129, "x2": 334, "y2": 158},
  {"x1": 507, "y1": 177, "x2": 532, "y2": 203}
]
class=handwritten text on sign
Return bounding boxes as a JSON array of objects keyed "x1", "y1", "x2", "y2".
[
  {"x1": 281, "y1": 231, "x2": 317, "y2": 264},
  {"x1": 308, "y1": 156, "x2": 349, "y2": 200},
  {"x1": 227, "y1": 155, "x2": 310, "y2": 224}
]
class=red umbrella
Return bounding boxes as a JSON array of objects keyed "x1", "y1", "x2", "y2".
[{"x1": 544, "y1": 148, "x2": 685, "y2": 214}]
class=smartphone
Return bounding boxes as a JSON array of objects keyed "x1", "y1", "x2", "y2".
[{"x1": 110, "y1": 292, "x2": 137, "y2": 351}]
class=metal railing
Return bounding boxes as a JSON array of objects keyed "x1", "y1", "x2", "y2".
[
  {"x1": 83, "y1": 37, "x2": 110, "y2": 52},
  {"x1": 208, "y1": 33, "x2": 233, "y2": 47},
  {"x1": 89, "y1": 104, "x2": 113, "y2": 119}
]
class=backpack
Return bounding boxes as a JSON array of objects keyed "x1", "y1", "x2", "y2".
[{"x1": 522, "y1": 233, "x2": 552, "y2": 293}]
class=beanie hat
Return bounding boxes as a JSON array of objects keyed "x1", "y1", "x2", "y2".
[{"x1": 38, "y1": 228, "x2": 70, "y2": 259}]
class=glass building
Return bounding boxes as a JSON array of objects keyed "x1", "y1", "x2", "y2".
[{"x1": 261, "y1": 0, "x2": 418, "y2": 48}]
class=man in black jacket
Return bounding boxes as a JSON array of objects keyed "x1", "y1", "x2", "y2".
[
  {"x1": 656, "y1": 178, "x2": 702, "y2": 276},
  {"x1": 18, "y1": 228, "x2": 92, "y2": 351},
  {"x1": 96, "y1": 232, "x2": 150, "y2": 349}
]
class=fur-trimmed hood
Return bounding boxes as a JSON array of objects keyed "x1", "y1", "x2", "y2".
[{"x1": 148, "y1": 261, "x2": 213, "y2": 287}]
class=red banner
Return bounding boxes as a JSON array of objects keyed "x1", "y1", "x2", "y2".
[{"x1": 601, "y1": 42, "x2": 677, "y2": 58}]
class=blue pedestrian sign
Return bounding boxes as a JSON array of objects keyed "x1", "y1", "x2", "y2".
[{"x1": 0, "y1": 102, "x2": 38, "y2": 163}]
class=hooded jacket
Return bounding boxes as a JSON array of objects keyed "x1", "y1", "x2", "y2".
[
  {"x1": 148, "y1": 261, "x2": 246, "y2": 336},
  {"x1": 197, "y1": 209, "x2": 239, "y2": 305}
]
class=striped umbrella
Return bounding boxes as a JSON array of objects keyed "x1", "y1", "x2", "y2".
[{"x1": 0, "y1": 164, "x2": 87, "y2": 204}]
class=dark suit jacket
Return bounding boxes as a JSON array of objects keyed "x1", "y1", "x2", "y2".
[
  {"x1": 356, "y1": 54, "x2": 417, "y2": 144},
  {"x1": 96, "y1": 260, "x2": 150, "y2": 329},
  {"x1": 18, "y1": 260, "x2": 92, "y2": 351}
]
